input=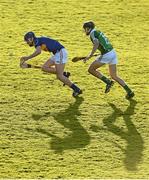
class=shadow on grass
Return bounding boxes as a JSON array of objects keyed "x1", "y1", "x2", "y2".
[
  {"x1": 32, "y1": 97, "x2": 91, "y2": 153},
  {"x1": 102, "y1": 99, "x2": 144, "y2": 171}
]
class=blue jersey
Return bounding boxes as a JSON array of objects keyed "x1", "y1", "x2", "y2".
[{"x1": 34, "y1": 37, "x2": 64, "y2": 54}]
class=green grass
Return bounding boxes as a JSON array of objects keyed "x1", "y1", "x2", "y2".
[{"x1": 0, "y1": 0, "x2": 149, "y2": 178}]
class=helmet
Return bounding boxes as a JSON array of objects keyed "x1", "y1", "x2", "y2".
[
  {"x1": 83, "y1": 21, "x2": 95, "y2": 30},
  {"x1": 24, "y1": 31, "x2": 35, "y2": 41}
]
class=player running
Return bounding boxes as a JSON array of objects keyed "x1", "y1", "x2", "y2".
[
  {"x1": 20, "y1": 32, "x2": 82, "y2": 97},
  {"x1": 82, "y1": 21, "x2": 134, "y2": 99}
]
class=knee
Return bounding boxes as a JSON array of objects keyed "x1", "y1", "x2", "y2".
[
  {"x1": 42, "y1": 65, "x2": 48, "y2": 72},
  {"x1": 88, "y1": 66, "x2": 94, "y2": 74},
  {"x1": 42, "y1": 65, "x2": 46, "y2": 72}
]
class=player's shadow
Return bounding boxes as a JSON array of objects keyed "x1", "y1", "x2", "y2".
[
  {"x1": 33, "y1": 97, "x2": 91, "y2": 153},
  {"x1": 102, "y1": 99, "x2": 144, "y2": 171}
]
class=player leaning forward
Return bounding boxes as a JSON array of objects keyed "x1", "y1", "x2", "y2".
[
  {"x1": 20, "y1": 32, "x2": 82, "y2": 97},
  {"x1": 83, "y1": 21, "x2": 134, "y2": 99}
]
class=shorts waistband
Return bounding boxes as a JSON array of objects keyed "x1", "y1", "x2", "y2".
[{"x1": 102, "y1": 48, "x2": 114, "y2": 55}]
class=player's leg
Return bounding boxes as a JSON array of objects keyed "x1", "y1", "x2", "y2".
[
  {"x1": 88, "y1": 60, "x2": 105, "y2": 78},
  {"x1": 55, "y1": 63, "x2": 82, "y2": 97},
  {"x1": 42, "y1": 58, "x2": 70, "y2": 80},
  {"x1": 109, "y1": 64, "x2": 126, "y2": 86},
  {"x1": 55, "y1": 63, "x2": 71, "y2": 86},
  {"x1": 42, "y1": 58, "x2": 56, "y2": 74},
  {"x1": 88, "y1": 59, "x2": 114, "y2": 93},
  {"x1": 109, "y1": 64, "x2": 134, "y2": 99},
  {"x1": 55, "y1": 48, "x2": 82, "y2": 97}
]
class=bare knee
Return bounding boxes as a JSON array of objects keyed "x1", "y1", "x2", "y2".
[
  {"x1": 88, "y1": 67, "x2": 92, "y2": 74},
  {"x1": 42, "y1": 65, "x2": 48, "y2": 72},
  {"x1": 88, "y1": 66, "x2": 96, "y2": 74}
]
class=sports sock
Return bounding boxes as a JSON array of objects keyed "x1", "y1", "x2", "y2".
[
  {"x1": 123, "y1": 84, "x2": 132, "y2": 93},
  {"x1": 63, "y1": 71, "x2": 67, "y2": 76},
  {"x1": 71, "y1": 84, "x2": 80, "y2": 92},
  {"x1": 63, "y1": 71, "x2": 70, "y2": 77},
  {"x1": 101, "y1": 76, "x2": 111, "y2": 84}
]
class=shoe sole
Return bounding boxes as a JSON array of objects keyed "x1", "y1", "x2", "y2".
[{"x1": 73, "y1": 90, "x2": 82, "y2": 98}]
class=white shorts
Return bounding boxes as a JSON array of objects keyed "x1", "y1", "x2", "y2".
[
  {"x1": 96, "y1": 49, "x2": 118, "y2": 64},
  {"x1": 51, "y1": 48, "x2": 68, "y2": 64}
]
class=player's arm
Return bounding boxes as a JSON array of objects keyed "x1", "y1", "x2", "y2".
[
  {"x1": 84, "y1": 39, "x2": 99, "y2": 62},
  {"x1": 26, "y1": 46, "x2": 41, "y2": 60},
  {"x1": 20, "y1": 46, "x2": 41, "y2": 63},
  {"x1": 89, "y1": 39, "x2": 99, "y2": 57}
]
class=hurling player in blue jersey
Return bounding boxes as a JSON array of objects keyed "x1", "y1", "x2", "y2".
[{"x1": 20, "y1": 32, "x2": 82, "y2": 97}]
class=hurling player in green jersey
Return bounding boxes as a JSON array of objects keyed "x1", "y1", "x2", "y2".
[{"x1": 83, "y1": 21, "x2": 134, "y2": 99}]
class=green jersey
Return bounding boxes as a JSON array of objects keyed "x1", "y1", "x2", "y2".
[{"x1": 90, "y1": 29, "x2": 113, "y2": 55}]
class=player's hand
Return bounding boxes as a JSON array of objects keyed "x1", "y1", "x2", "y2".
[
  {"x1": 20, "y1": 56, "x2": 29, "y2": 66},
  {"x1": 20, "y1": 56, "x2": 28, "y2": 68}
]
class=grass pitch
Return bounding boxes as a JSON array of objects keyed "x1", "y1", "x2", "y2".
[{"x1": 0, "y1": 0, "x2": 149, "y2": 178}]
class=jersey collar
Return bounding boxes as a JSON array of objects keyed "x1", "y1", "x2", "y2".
[
  {"x1": 89, "y1": 28, "x2": 96, "y2": 36},
  {"x1": 34, "y1": 38, "x2": 39, "y2": 46}
]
